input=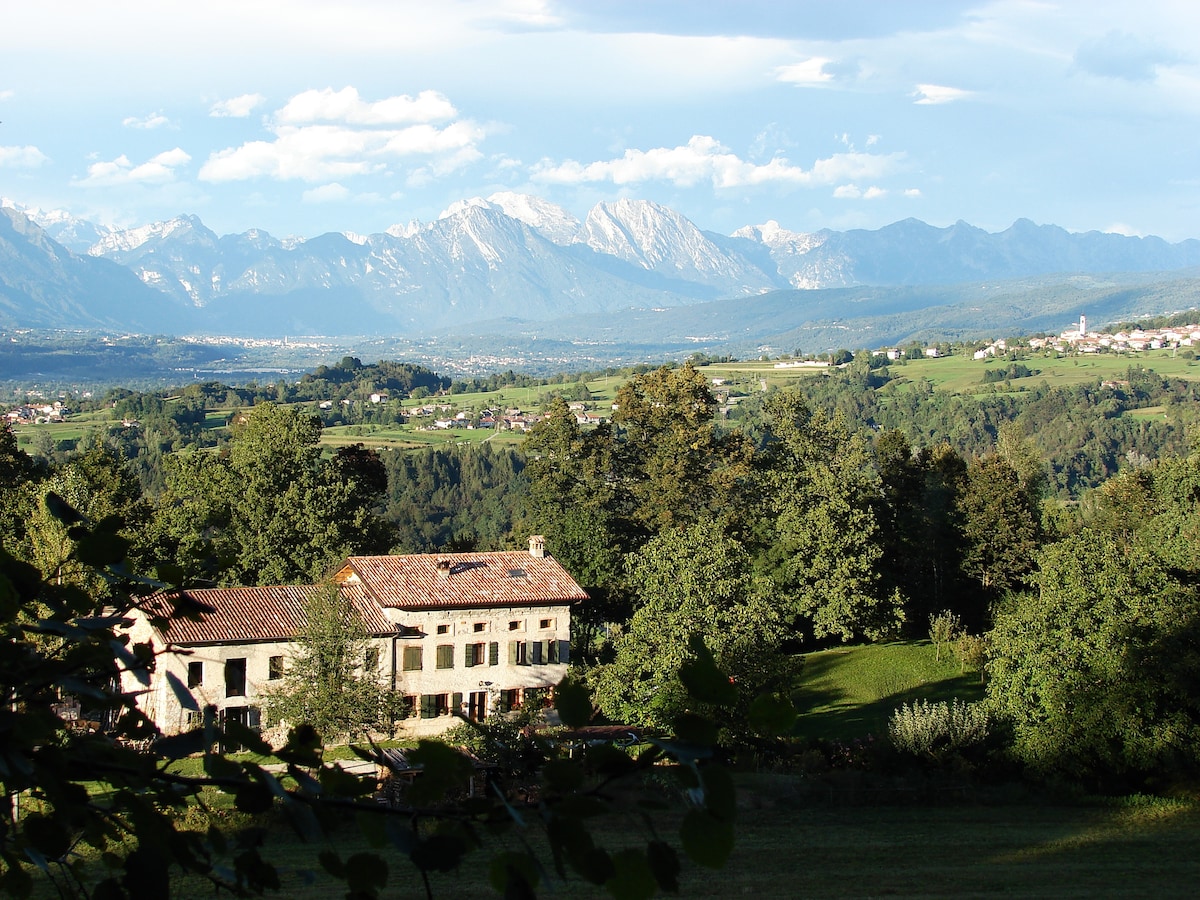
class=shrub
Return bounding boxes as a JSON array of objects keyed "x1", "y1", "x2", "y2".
[
  {"x1": 888, "y1": 699, "x2": 990, "y2": 759},
  {"x1": 928, "y1": 610, "x2": 961, "y2": 661}
]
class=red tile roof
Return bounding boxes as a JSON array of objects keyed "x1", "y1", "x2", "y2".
[
  {"x1": 145, "y1": 582, "x2": 394, "y2": 645},
  {"x1": 337, "y1": 551, "x2": 589, "y2": 611}
]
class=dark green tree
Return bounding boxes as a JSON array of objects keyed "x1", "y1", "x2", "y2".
[
  {"x1": 263, "y1": 582, "x2": 402, "y2": 741},
  {"x1": 758, "y1": 391, "x2": 898, "y2": 642}
]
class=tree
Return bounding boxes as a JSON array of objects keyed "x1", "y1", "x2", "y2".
[
  {"x1": 758, "y1": 391, "x2": 898, "y2": 642},
  {"x1": 956, "y1": 454, "x2": 1041, "y2": 597},
  {"x1": 987, "y1": 533, "x2": 1200, "y2": 783},
  {"x1": 263, "y1": 582, "x2": 401, "y2": 741},
  {"x1": 591, "y1": 520, "x2": 797, "y2": 734},
  {"x1": 150, "y1": 404, "x2": 393, "y2": 585},
  {"x1": 610, "y1": 363, "x2": 754, "y2": 535}
]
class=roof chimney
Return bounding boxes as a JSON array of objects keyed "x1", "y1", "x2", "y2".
[
  {"x1": 529, "y1": 535, "x2": 546, "y2": 558},
  {"x1": 435, "y1": 558, "x2": 453, "y2": 577}
]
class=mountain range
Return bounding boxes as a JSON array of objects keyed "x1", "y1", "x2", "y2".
[{"x1": 3, "y1": 195, "x2": 1200, "y2": 354}]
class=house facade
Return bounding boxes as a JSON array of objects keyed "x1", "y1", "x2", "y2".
[{"x1": 123, "y1": 537, "x2": 587, "y2": 737}]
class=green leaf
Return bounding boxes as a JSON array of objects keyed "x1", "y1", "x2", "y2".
[
  {"x1": 234, "y1": 783, "x2": 274, "y2": 815},
  {"x1": 679, "y1": 809, "x2": 734, "y2": 869},
  {"x1": 606, "y1": 849, "x2": 657, "y2": 900},
  {"x1": 121, "y1": 847, "x2": 170, "y2": 899},
  {"x1": 678, "y1": 635, "x2": 737, "y2": 706},
  {"x1": 487, "y1": 851, "x2": 541, "y2": 896},
  {"x1": 44, "y1": 492, "x2": 83, "y2": 525},
  {"x1": 318, "y1": 850, "x2": 344, "y2": 878},
  {"x1": 164, "y1": 671, "x2": 199, "y2": 712},
  {"x1": 406, "y1": 740, "x2": 474, "y2": 806},
  {"x1": 554, "y1": 676, "x2": 592, "y2": 728},
  {"x1": 74, "y1": 529, "x2": 131, "y2": 568},
  {"x1": 647, "y1": 840, "x2": 680, "y2": 893},
  {"x1": 672, "y1": 712, "x2": 718, "y2": 746},
  {"x1": 747, "y1": 692, "x2": 799, "y2": 736},
  {"x1": 410, "y1": 834, "x2": 467, "y2": 873},
  {"x1": 21, "y1": 813, "x2": 71, "y2": 859},
  {"x1": 344, "y1": 852, "x2": 389, "y2": 893},
  {"x1": 700, "y1": 765, "x2": 736, "y2": 821}
]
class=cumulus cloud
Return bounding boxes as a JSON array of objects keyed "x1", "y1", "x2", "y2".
[
  {"x1": 210, "y1": 93, "x2": 267, "y2": 118},
  {"x1": 904, "y1": 188, "x2": 922, "y2": 198},
  {"x1": 776, "y1": 58, "x2": 835, "y2": 85},
  {"x1": 276, "y1": 87, "x2": 456, "y2": 125},
  {"x1": 302, "y1": 182, "x2": 350, "y2": 203},
  {"x1": 912, "y1": 84, "x2": 973, "y2": 105},
  {"x1": 1073, "y1": 31, "x2": 1179, "y2": 82},
  {"x1": 530, "y1": 135, "x2": 901, "y2": 190},
  {"x1": 75, "y1": 147, "x2": 191, "y2": 186},
  {"x1": 0, "y1": 145, "x2": 49, "y2": 167},
  {"x1": 122, "y1": 111, "x2": 171, "y2": 129},
  {"x1": 833, "y1": 184, "x2": 887, "y2": 199},
  {"x1": 199, "y1": 88, "x2": 484, "y2": 184}
]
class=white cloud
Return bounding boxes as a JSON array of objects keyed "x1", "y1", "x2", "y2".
[
  {"x1": 833, "y1": 184, "x2": 886, "y2": 199},
  {"x1": 276, "y1": 87, "x2": 456, "y2": 125},
  {"x1": 75, "y1": 147, "x2": 191, "y2": 186},
  {"x1": 210, "y1": 93, "x2": 267, "y2": 118},
  {"x1": 122, "y1": 111, "x2": 171, "y2": 129},
  {"x1": 200, "y1": 88, "x2": 484, "y2": 184},
  {"x1": 0, "y1": 89, "x2": 13, "y2": 101},
  {"x1": 531, "y1": 135, "x2": 902, "y2": 189},
  {"x1": 912, "y1": 84, "x2": 973, "y2": 105},
  {"x1": 0, "y1": 145, "x2": 49, "y2": 167},
  {"x1": 302, "y1": 182, "x2": 350, "y2": 203},
  {"x1": 1104, "y1": 222, "x2": 1142, "y2": 236},
  {"x1": 776, "y1": 57, "x2": 835, "y2": 85},
  {"x1": 904, "y1": 188, "x2": 922, "y2": 198}
]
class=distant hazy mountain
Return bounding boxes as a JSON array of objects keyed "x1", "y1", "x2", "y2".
[
  {"x1": 0, "y1": 207, "x2": 180, "y2": 332},
  {"x1": 3, "y1": 194, "x2": 1200, "y2": 341}
]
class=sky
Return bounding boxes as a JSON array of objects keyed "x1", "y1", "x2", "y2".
[{"x1": 2, "y1": 0, "x2": 1199, "y2": 242}]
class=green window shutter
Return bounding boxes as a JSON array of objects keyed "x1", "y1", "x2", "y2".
[
  {"x1": 508, "y1": 641, "x2": 518, "y2": 665},
  {"x1": 531, "y1": 641, "x2": 543, "y2": 665},
  {"x1": 403, "y1": 646, "x2": 423, "y2": 671},
  {"x1": 465, "y1": 644, "x2": 476, "y2": 667},
  {"x1": 421, "y1": 694, "x2": 435, "y2": 719},
  {"x1": 437, "y1": 645, "x2": 454, "y2": 669},
  {"x1": 547, "y1": 640, "x2": 558, "y2": 664},
  {"x1": 451, "y1": 692, "x2": 463, "y2": 715},
  {"x1": 489, "y1": 642, "x2": 499, "y2": 666}
]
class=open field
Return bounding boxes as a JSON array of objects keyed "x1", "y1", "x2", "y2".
[
  {"x1": 794, "y1": 641, "x2": 984, "y2": 741},
  {"x1": 46, "y1": 787, "x2": 1197, "y2": 899}
]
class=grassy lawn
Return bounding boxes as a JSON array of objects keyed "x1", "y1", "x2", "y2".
[
  {"x1": 63, "y1": 786, "x2": 1196, "y2": 899},
  {"x1": 793, "y1": 641, "x2": 984, "y2": 741}
]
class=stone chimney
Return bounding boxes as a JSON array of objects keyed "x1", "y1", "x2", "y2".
[
  {"x1": 528, "y1": 535, "x2": 546, "y2": 558},
  {"x1": 435, "y1": 558, "x2": 453, "y2": 577}
]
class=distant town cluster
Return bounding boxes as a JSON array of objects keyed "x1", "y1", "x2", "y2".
[{"x1": 1030, "y1": 316, "x2": 1200, "y2": 354}]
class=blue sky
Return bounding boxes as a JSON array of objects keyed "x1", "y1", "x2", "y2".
[{"x1": 3, "y1": 1, "x2": 1199, "y2": 241}]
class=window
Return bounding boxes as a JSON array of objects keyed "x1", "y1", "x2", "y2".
[
  {"x1": 436, "y1": 644, "x2": 454, "y2": 669},
  {"x1": 465, "y1": 642, "x2": 486, "y2": 668},
  {"x1": 473, "y1": 622, "x2": 487, "y2": 633},
  {"x1": 224, "y1": 658, "x2": 246, "y2": 698},
  {"x1": 364, "y1": 647, "x2": 380, "y2": 671},
  {"x1": 268, "y1": 656, "x2": 284, "y2": 681},
  {"x1": 539, "y1": 617, "x2": 555, "y2": 630},
  {"x1": 404, "y1": 695, "x2": 419, "y2": 718},
  {"x1": 488, "y1": 641, "x2": 499, "y2": 666},
  {"x1": 467, "y1": 691, "x2": 488, "y2": 721},
  {"x1": 508, "y1": 640, "x2": 528, "y2": 666},
  {"x1": 421, "y1": 694, "x2": 450, "y2": 718},
  {"x1": 403, "y1": 646, "x2": 423, "y2": 671},
  {"x1": 501, "y1": 688, "x2": 521, "y2": 712},
  {"x1": 508, "y1": 620, "x2": 523, "y2": 632},
  {"x1": 531, "y1": 641, "x2": 543, "y2": 665},
  {"x1": 187, "y1": 661, "x2": 203, "y2": 688},
  {"x1": 436, "y1": 623, "x2": 452, "y2": 635}
]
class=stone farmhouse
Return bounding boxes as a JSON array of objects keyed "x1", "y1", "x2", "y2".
[{"x1": 122, "y1": 537, "x2": 587, "y2": 737}]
